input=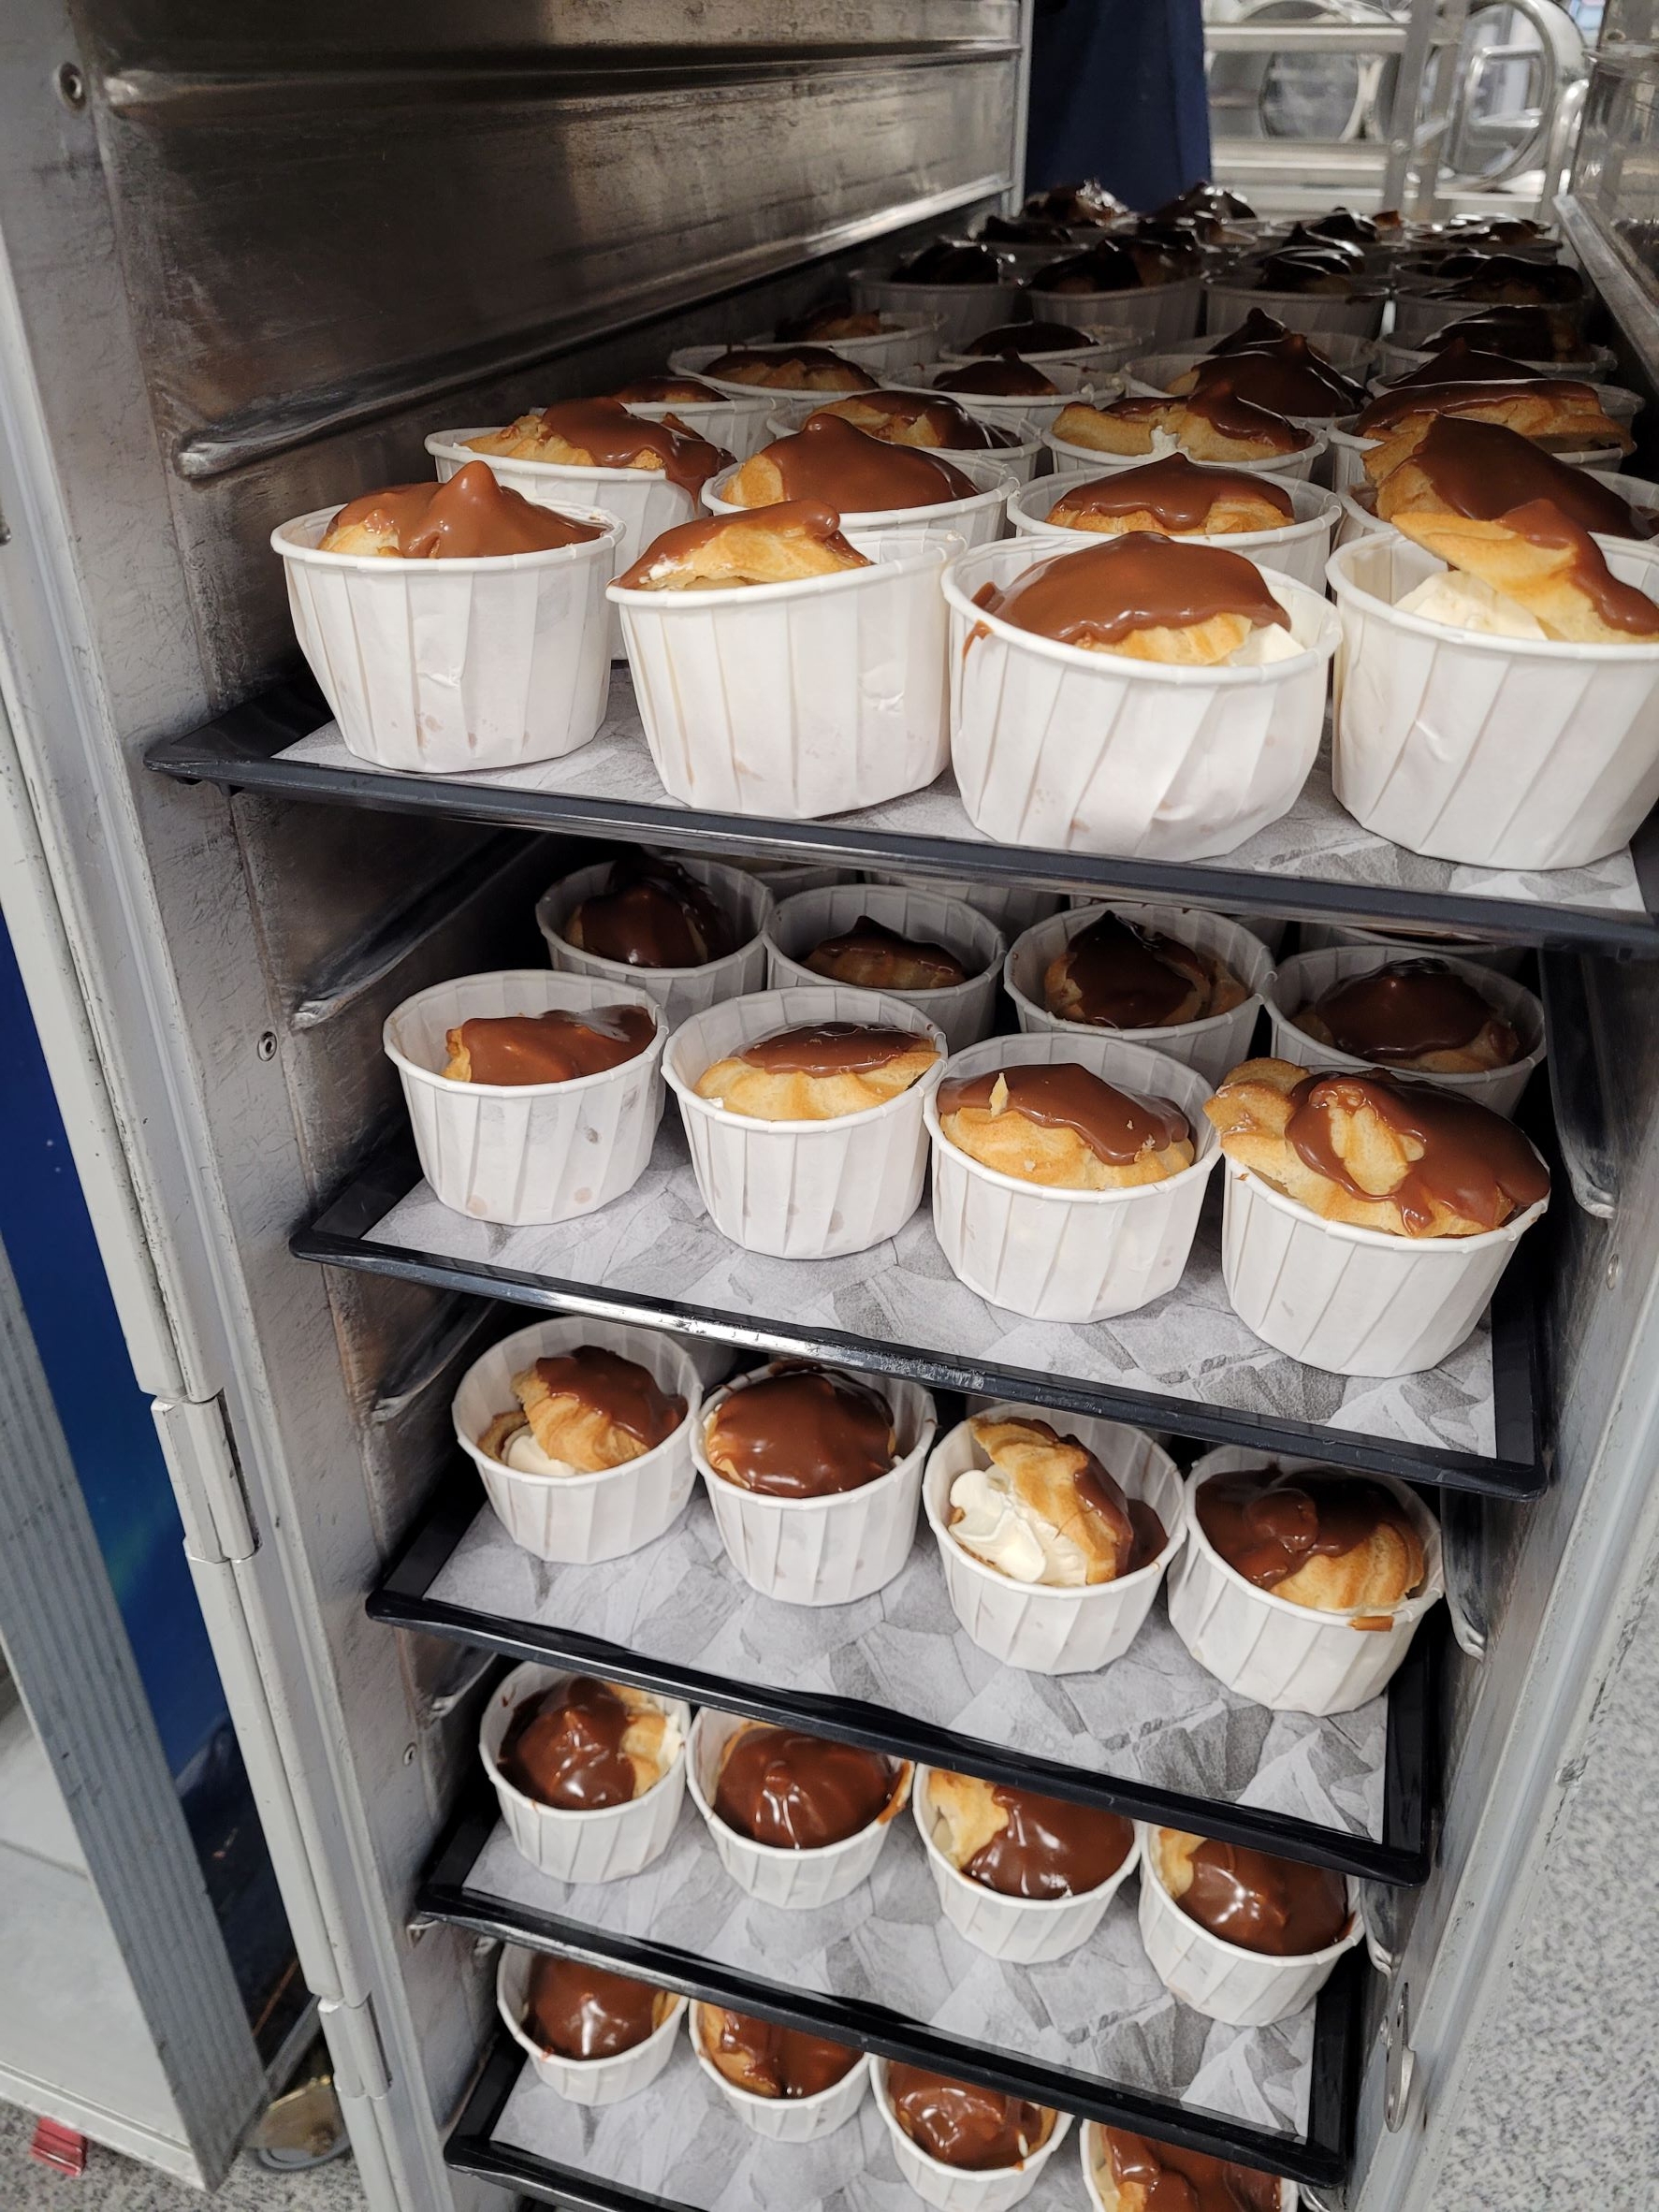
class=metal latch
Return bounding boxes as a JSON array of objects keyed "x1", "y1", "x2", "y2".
[
  {"x1": 152, "y1": 1391, "x2": 257, "y2": 1564},
  {"x1": 1384, "y1": 1979, "x2": 1416, "y2": 2132}
]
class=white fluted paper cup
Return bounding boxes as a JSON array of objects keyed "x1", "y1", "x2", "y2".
[
  {"x1": 687, "y1": 1709, "x2": 912, "y2": 1909},
  {"x1": 912, "y1": 1766, "x2": 1142, "y2": 1963},
  {"x1": 927, "y1": 1030, "x2": 1219, "y2": 1321},
  {"x1": 1003, "y1": 905, "x2": 1273, "y2": 1086},
  {"x1": 764, "y1": 884, "x2": 1006, "y2": 1054},
  {"x1": 664, "y1": 986, "x2": 945, "y2": 1259},
  {"x1": 425, "y1": 430, "x2": 700, "y2": 655},
  {"x1": 1080, "y1": 2121, "x2": 1298, "y2": 2212},
  {"x1": 691, "y1": 2004, "x2": 870, "y2": 2139},
  {"x1": 451, "y1": 1316, "x2": 700, "y2": 1563},
  {"x1": 1203, "y1": 282, "x2": 1386, "y2": 342},
  {"x1": 1166, "y1": 1448, "x2": 1444, "y2": 1715},
  {"x1": 1041, "y1": 425, "x2": 1325, "y2": 485},
  {"x1": 1008, "y1": 473, "x2": 1339, "y2": 590},
  {"x1": 496, "y1": 1946, "x2": 684, "y2": 2103},
  {"x1": 693, "y1": 1361, "x2": 935, "y2": 1606},
  {"x1": 479, "y1": 1663, "x2": 691, "y2": 1881},
  {"x1": 923, "y1": 1402, "x2": 1186, "y2": 1672},
  {"x1": 535, "y1": 858, "x2": 774, "y2": 1029},
  {"x1": 1266, "y1": 948, "x2": 1544, "y2": 1116},
  {"x1": 385, "y1": 971, "x2": 662, "y2": 1227},
  {"x1": 611, "y1": 541, "x2": 951, "y2": 820},
  {"x1": 1328, "y1": 532, "x2": 1659, "y2": 870},
  {"x1": 273, "y1": 502, "x2": 619, "y2": 775},
  {"x1": 1297, "y1": 920, "x2": 1527, "y2": 978},
  {"x1": 946, "y1": 539, "x2": 1338, "y2": 863},
  {"x1": 619, "y1": 393, "x2": 775, "y2": 461},
  {"x1": 1218, "y1": 1142, "x2": 1548, "y2": 1377},
  {"x1": 861, "y1": 871, "x2": 1066, "y2": 938},
  {"x1": 1026, "y1": 275, "x2": 1203, "y2": 347},
  {"x1": 1136, "y1": 1826, "x2": 1364, "y2": 2026},
  {"x1": 703, "y1": 461, "x2": 1011, "y2": 556},
  {"x1": 873, "y1": 2059, "x2": 1072, "y2": 2212},
  {"x1": 846, "y1": 272, "x2": 1026, "y2": 353}
]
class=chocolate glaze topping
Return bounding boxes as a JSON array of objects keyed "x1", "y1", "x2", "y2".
[
  {"x1": 1102, "y1": 2129, "x2": 1283, "y2": 2212},
  {"x1": 1197, "y1": 1466, "x2": 1420, "y2": 1595},
  {"x1": 1397, "y1": 416, "x2": 1654, "y2": 540},
  {"x1": 980, "y1": 534, "x2": 1292, "y2": 650},
  {"x1": 735, "y1": 1021, "x2": 925, "y2": 1076},
  {"x1": 1286, "y1": 1072, "x2": 1550, "y2": 1231},
  {"x1": 714, "y1": 1726, "x2": 896, "y2": 1848},
  {"x1": 962, "y1": 1788, "x2": 1135, "y2": 1899},
  {"x1": 933, "y1": 357, "x2": 1059, "y2": 397},
  {"x1": 1482, "y1": 499, "x2": 1659, "y2": 633},
  {"x1": 1434, "y1": 254, "x2": 1583, "y2": 301},
  {"x1": 964, "y1": 318, "x2": 1091, "y2": 355},
  {"x1": 499, "y1": 1677, "x2": 641, "y2": 1810},
  {"x1": 1252, "y1": 247, "x2": 1361, "y2": 293},
  {"x1": 1054, "y1": 910, "x2": 1209, "y2": 1025},
  {"x1": 1030, "y1": 240, "x2": 1145, "y2": 294},
  {"x1": 452, "y1": 1006, "x2": 655, "y2": 1085},
  {"x1": 1307, "y1": 959, "x2": 1509, "y2": 1061},
  {"x1": 616, "y1": 500, "x2": 867, "y2": 589},
  {"x1": 1175, "y1": 378, "x2": 1311, "y2": 451},
  {"x1": 1171, "y1": 1838, "x2": 1350, "y2": 1957},
  {"x1": 1355, "y1": 375, "x2": 1600, "y2": 436},
  {"x1": 978, "y1": 213, "x2": 1075, "y2": 246},
  {"x1": 1188, "y1": 337, "x2": 1365, "y2": 415},
  {"x1": 1388, "y1": 334, "x2": 1544, "y2": 387},
  {"x1": 523, "y1": 399, "x2": 725, "y2": 496},
  {"x1": 887, "y1": 2068, "x2": 1049, "y2": 2170},
  {"x1": 808, "y1": 915, "x2": 968, "y2": 986},
  {"x1": 815, "y1": 391, "x2": 1009, "y2": 451},
  {"x1": 707, "y1": 1366, "x2": 895, "y2": 1499},
  {"x1": 758, "y1": 415, "x2": 974, "y2": 509},
  {"x1": 1049, "y1": 453, "x2": 1292, "y2": 533},
  {"x1": 1422, "y1": 306, "x2": 1585, "y2": 359},
  {"x1": 894, "y1": 241, "x2": 1004, "y2": 284},
  {"x1": 610, "y1": 373, "x2": 722, "y2": 402},
  {"x1": 1207, "y1": 308, "x2": 1289, "y2": 354},
  {"x1": 702, "y1": 2008, "x2": 858, "y2": 2099},
  {"x1": 939, "y1": 1063, "x2": 1190, "y2": 1166},
  {"x1": 523, "y1": 1955, "x2": 662, "y2": 2059},
  {"x1": 525, "y1": 1346, "x2": 686, "y2": 1453},
  {"x1": 568, "y1": 855, "x2": 736, "y2": 968},
  {"x1": 1277, "y1": 225, "x2": 1365, "y2": 269},
  {"x1": 705, "y1": 345, "x2": 878, "y2": 390},
  {"x1": 1022, "y1": 181, "x2": 1128, "y2": 225},
  {"x1": 1307, "y1": 207, "x2": 1378, "y2": 245},
  {"x1": 328, "y1": 462, "x2": 602, "y2": 559},
  {"x1": 1162, "y1": 182, "x2": 1256, "y2": 220}
]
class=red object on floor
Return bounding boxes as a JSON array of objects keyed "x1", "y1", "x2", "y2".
[{"x1": 29, "y1": 2119, "x2": 87, "y2": 2176}]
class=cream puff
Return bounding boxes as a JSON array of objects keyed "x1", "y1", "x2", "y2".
[
  {"x1": 1043, "y1": 455, "x2": 1294, "y2": 540},
  {"x1": 885, "y1": 2067, "x2": 1056, "y2": 2171},
  {"x1": 807, "y1": 391, "x2": 1014, "y2": 454},
  {"x1": 712, "y1": 1723, "x2": 905, "y2": 1849},
  {"x1": 1168, "y1": 336, "x2": 1367, "y2": 417},
  {"x1": 702, "y1": 346, "x2": 878, "y2": 393},
  {"x1": 1391, "y1": 499, "x2": 1659, "y2": 646},
  {"x1": 465, "y1": 399, "x2": 727, "y2": 497},
  {"x1": 1030, "y1": 239, "x2": 1175, "y2": 295},
  {"x1": 1374, "y1": 417, "x2": 1655, "y2": 545},
  {"x1": 945, "y1": 1413, "x2": 1167, "y2": 1584},
  {"x1": 1044, "y1": 911, "x2": 1247, "y2": 1027},
  {"x1": 931, "y1": 357, "x2": 1060, "y2": 398},
  {"x1": 1194, "y1": 1463, "x2": 1426, "y2": 1614},
  {"x1": 1202, "y1": 1058, "x2": 1550, "y2": 1237},
  {"x1": 521, "y1": 1955, "x2": 677, "y2": 2060},
  {"x1": 975, "y1": 535, "x2": 1300, "y2": 668},
  {"x1": 319, "y1": 462, "x2": 604, "y2": 558},
  {"x1": 1291, "y1": 958, "x2": 1520, "y2": 1072},
  {"x1": 702, "y1": 1365, "x2": 898, "y2": 1499},
  {"x1": 692, "y1": 1022, "x2": 939, "y2": 1121},
  {"x1": 475, "y1": 1345, "x2": 688, "y2": 1477},
  {"x1": 561, "y1": 855, "x2": 737, "y2": 968},
  {"x1": 441, "y1": 1006, "x2": 656, "y2": 1086},
  {"x1": 962, "y1": 318, "x2": 1093, "y2": 357},
  {"x1": 939, "y1": 1064, "x2": 1194, "y2": 1190},
  {"x1": 615, "y1": 502, "x2": 870, "y2": 590},
  {"x1": 892, "y1": 241, "x2": 1006, "y2": 284},
  {"x1": 774, "y1": 301, "x2": 886, "y2": 342},
  {"x1": 1087, "y1": 2125, "x2": 1284, "y2": 2212},
  {"x1": 1152, "y1": 1829, "x2": 1351, "y2": 1956},
  {"x1": 720, "y1": 415, "x2": 974, "y2": 512},
  {"x1": 1355, "y1": 378, "x2": 1632, "y2": 477},
  {"x1": 1021, "y1": 180, "x2": 1130, "y2": 226},
  {"x1": 1053, "y1": 391, "x2": 1312, "y2": 466},
  {"x1": 693, "y1": 2005, "x2": 861, "y2": 2099},
  {"x1": 1419, "y1": 306, "x2": 1593, "y2": 363},
  {"x1": 609, "y1": 374, "x2": 724, "y2": 404},
  {"x1": 1247, "y1": 245, "x2": 1366, "y2": 296},
  {"x1": 804, "y1": 915, "x2": 968, "y2": 990},
  {"x1": 925, "y1": 1769, "x2": 1133, "y2": 1899},
  {"x1": 496, "y1": 1678, "x2": 681, "y2": 1810}
]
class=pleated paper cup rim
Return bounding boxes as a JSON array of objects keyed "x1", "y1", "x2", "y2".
[
  {"x1": 663, "y1": 986, "x2": 948, "y2": 1135},
  {"x1": 943, "y1": 543, "x2": 1338, "y2": 685},
  {"x1": 273, "y1": 500, "x2": 627, "y2": 576},
  {"x1": 450, "y1": 1314, "x2": 704, "y2": 1498},
  {"x1": 1201, "y1": 277, "x2": 1386, "y2": 313},
  {"x1": 1326, "y1": 533, "x2": 1659, "y2": 662},
  {"x1": 733, "y1": 313, "x2": 944, "y2": 360},
  {"x1": 762, "y1": 402, "x2": 1047, "y2": 481},
  {"x1": 1223, "y1": 1148, "x2": 1549, "y2": 1259},
  {"x1": 702, "y1": 461, "x2": 1014, "y2": 532},
  {"x1": 478, "y1": 1662, "x2": 692, "y2": 1825},
  {"x1": 422, "y1": 429, "x2": 720, "y2": 505},
  {"x1": 1265, "y1": 949, "x2": 1546, "y2": 1097},
  {"x1": 924, "y1": 1030, "x2": 1219, "y2": 1210},
  {"x1": 911, "y1": 1764, "x2": 1142, "y2": 1917},
  {"x1": 1041, "y1": 425, "x2": 1328, "y2": 480},
  {"x1": 685, "y1": 1709, "x2": 914, "y2": 1867},
  {"x1": 692, "y1": 1358, "x2": 937, "y2": 1522},
  {"x1": 923, "y1": 1402, "x2": 1188, "y2": 1600},
  {"x1": 607, "y1": 534, "x2": 949, "y2": 612},
  {"x1": 1001, "y1": 904, "x2": 1274, "y2": 1055},
  {"x1": 1138, "y1": 1822, "x2": 1366, "y2": 1973},
  {"x1": 936, "y1": 339, "x2": 1136, "y2": 368},
  {"x1": 690, "y1": 2004, "x2": 870, "y2": 2116},
  {"x1": 495, "y1": 1946, "x2": 686, "y2": 2075},
  {"x1": 534, "y1": 857, "x2": 776, "y2": 988},
  {"x1": 1008, "y1": 471, "x2": 1339, "y2": 552},
  {"x1": 386, "y1": 969, "x2": 664, "y2": 1100},
  {"x1": 1079, "y1": 2122, "x2": 1299, "y2": 2212},
  {"x1": 872, "y1": 2059, "x2": 1073, "y2": 2183},
  {"x1": 1182, "y1": 1449, "x2": 1446, "y2": 1631},
  {"x1": 764, "y1": 885, "x2": 1007, "y2": 1012}
]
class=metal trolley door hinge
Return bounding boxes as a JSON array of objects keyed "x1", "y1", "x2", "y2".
[
  {"x1": 151, "y1": 1391, "x2": 258, "y2": 1564},
  {"x1": 318, "y1": 1990, "x2": 393, "y2": 2104},
  {"x1": 1384, "y1": 1978, "x2": 1417, "y2": 2132}
]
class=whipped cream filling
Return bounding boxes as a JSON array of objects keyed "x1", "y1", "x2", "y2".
[
  {"x1": 502, "y1": 1426, "x2": 582, "y2": 1478},
  {"x1": 1396, "y1": 570, "x2": 1547, "y2": 639},
  {"x1": 1227, "y1": 618, "x2": 1305, "y2": 665},
  {"x1": 949, "y1": 1464, "x2": 1090, "y2": 1587}
]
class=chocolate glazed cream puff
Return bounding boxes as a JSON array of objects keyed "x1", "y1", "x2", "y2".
[
  {"x1": 926, "y1": 1768, "x2": 1133, "y2": 1899},
  {"x1": 695, "y1": 2004, "x2": 860, "y2": 2099},
  {"x1": 1293, "y1": 958, "x2": 1521, "y2": 1073},
  {"x1": 886, "y1": 2067, "x2": 1057, "y2": 2171},
  {"x1": 702, "y1": 1365, "x2": 898, "y2": 1499},
  {"x1": 1090, "y1": 2125, "x2": 1283, "y2": 2212},
  {"x1": 521, "y1": 1955, "x2": 676, "y2": 2059},
  {"x1": 1154, "y1": 1829, "x2": 1351, "y2": 1957},
  {"x1": 712, "y1": 1723, "x2": 903, "y2": 1849},
  {"x1": 497, "y1": 1677, "x2": 678, "y2": 1810}
]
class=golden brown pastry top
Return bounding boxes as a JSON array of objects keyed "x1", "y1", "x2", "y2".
[
  {"x1": 703, "y1": 345, "x2": 878, "y2": 392},
  {"x1": 1195, "y1": 1463, "x2": 1426, "y2": 1614},
  {"x1": 497, "y1": 1677, "x2": 676, "y2": 1809},
  {"x1": 466, "y1": 400, "x2": 727, "y2": 495},
  {"x1": 1053, "y1": 391, "x2": 1311, "y2": 464},
  {"x1": 441, "y1": 1006, "x2": 655, "y2": 1085},
  {"x1": 477, "y1": 1345, "x2": 687, "y2": 1476},
  {"x1": 1354, "y1": 378, "x2": 1630, "y2": 468},
  {"x1": 976, "y1": 534, "x2": 1292, "y2": 665},
  {"x1": 1375, "y1": 416, "x2": 1655, "y2": 544},
  {"x1": 615, "y1": 501, "x2": 870, "y2": 590},
  {"x1": 1295, "y1": 958, "x2": 1520, "y2": 1072},
  {"x1": 808, "y1": 391, "x2": 1012, "y2": 453},
  {"x1": 938, "y1": 1064, "x2": 1194, "y2": 1191},
  {"x1": 1091, "y1": 2125, "x2": 1283, "y2": 2212},
  {"x1": 926, "y1": 1769, "x2": 1134, "y2": 1899},
  {"x1": 886, "y1": 2067, "x2": 1055, "y2": 2171},
  {"x1": 932, "y1": 357, "x2": 1060, "y2": 398},
  {"x1": 1045, "y1": 454, "x2": 1293, "y2": 539},
  {"x1": 804, "y1": 914, "x2": 969, "y2": 990},
  {"x1": 774, "y1": 302, "x2": 885, "y2": 342},
  {"x1": 722, "y1": 415, "x2": 975, "y2": 513},
  {"x1": 693, "y1": 1022, "x2": 940, "y2": 1122},
  {"x1": 320, "y1": 462, "x2": 604, "y2": 559},
  {"x1": 703, "y1": 1364, "x2": 897, "y2": 1499},
  {"x1": 713, "y1": 1723, "x2": 903, "y2": 1848},
  {"x1": 562, "y1": 855, "x2": 737, "y2": 969},
  {"x1": 1203, "y1": 1057, "x2": 1550, "y2": 1237},
  {"x1": 1156, "y1": 1830, "x2": 1351, "y2": 1957},
  {"x1": 610, "y1": 373, "x2": 723, "y2": 403},
  {"x1": 1392, "y1": 498, "x2": 1659, "y2": 645},
  {"x1": 1043, "y1": 911, "x2": 1247, "y2": 1028},
  {"x1": 694, "y1": 2005, "x2": 860, "y2": 2100},
  {"x1": 1419, "y1": 306, "x2": 1591, "y2": 363}
]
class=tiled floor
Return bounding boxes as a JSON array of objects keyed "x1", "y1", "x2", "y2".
[{"x1": 0, "y1": 2096, "x2": 366, "y2": 2210}]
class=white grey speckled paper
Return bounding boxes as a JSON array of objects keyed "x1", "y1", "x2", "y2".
[
  {"x1": 469, "y1": 1809, "x2": 1314, "y2": 2134},
  {"x1": 281, "y1": 691, "x2": 1643, "y2": 914},
  {"x1": 369, "y1": 1119, "x2": 1498, "y2": 1461},
  {"x1": 429, "y1": 1489, "x2": 1387, "y2": 1840}
]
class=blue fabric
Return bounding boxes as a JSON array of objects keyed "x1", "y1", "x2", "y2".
[{"x1": 1026, "y1": 0, "x2": 1213, "y2": 214}]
